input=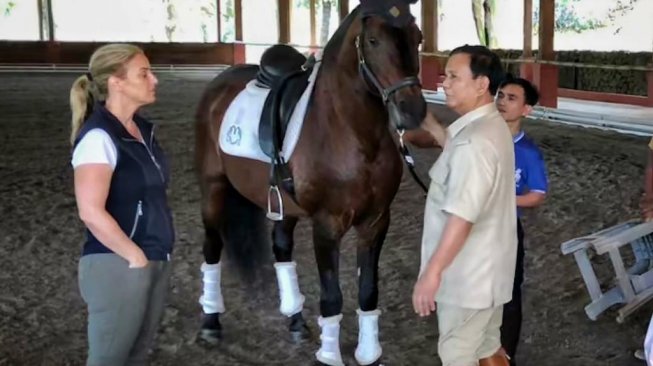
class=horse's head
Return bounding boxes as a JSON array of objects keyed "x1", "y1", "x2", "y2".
[{"x1": 354, "y1": 0, "x2": 427, "y2": 130}]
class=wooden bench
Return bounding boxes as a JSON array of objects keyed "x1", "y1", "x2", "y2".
[{"x1": 561, "y1": 219, "x2": 653, "y2": 323}]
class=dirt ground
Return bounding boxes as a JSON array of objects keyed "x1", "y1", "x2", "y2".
[{"x1": 1, "y1": 71, "x2": 653, "y2": 366}]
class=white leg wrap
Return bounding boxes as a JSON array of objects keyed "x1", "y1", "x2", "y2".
[
  {"x1": 198, "y1": 262, "x2": 225, "y2": 314},
  {"x1": 315, "y1": 314, "x2": 344, "y2": 366},
  {"x1": 355, "y1": 309, "x2": 382, "y2": 365},
  {"x1": 274, "y1": 261, "x2": 305, "y2": 317}
]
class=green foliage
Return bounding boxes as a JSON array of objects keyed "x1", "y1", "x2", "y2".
[
  {"x1": 1, "y1": 0, "x2": 15, "y2": 16},
  {"x1": 534, "y1": 0, "x2": 640, "y2": 33}
]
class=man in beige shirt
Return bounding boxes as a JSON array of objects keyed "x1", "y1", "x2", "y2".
[{"x1": 412, "y1": 45, "x2": 517, "y2": 366}]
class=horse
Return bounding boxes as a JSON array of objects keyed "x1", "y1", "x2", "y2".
[{"x1": 193, "y1": 3, "x2": 426, "y2": 365}]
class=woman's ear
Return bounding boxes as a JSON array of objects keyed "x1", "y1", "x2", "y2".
[{"x1": 107, "y1": 74, "x2": 120, "y2": 92}]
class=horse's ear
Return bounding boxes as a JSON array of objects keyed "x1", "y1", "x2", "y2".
[{"x1": 359, "y1": 0, "x2": 416, "y2": 27}]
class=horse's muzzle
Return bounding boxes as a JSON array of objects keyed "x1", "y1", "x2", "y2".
[{"x1": 388, "y1": 87, "x2": 427, "y2": 131}]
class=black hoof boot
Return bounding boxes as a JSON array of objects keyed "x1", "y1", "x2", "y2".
[
  {"x1": 289, "y1": 312, "x2": 311, "y2": 343},
  {"x1": 198, "y1": 313, "x2": 222, "y2": 345}
]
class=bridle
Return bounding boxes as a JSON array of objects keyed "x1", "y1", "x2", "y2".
[
  {"x1": 355, "y1": 19, "x2": 429, "y2": 194},
  {"x1": 354, "y1": 20, "x2": 421, "y2": 105}
]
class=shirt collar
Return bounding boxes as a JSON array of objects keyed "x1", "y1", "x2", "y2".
[
  {"x1": 447, "y1": 102, "x2": 499, "y2": 139},
  {"x1": 513, "y1": 130, "x2": 525, "y2": 143}
]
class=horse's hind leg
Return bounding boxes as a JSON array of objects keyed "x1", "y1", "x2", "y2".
[
  {"x1": 271, "y1": 217, "x2": 310, "y2": 342},
  {"x1": 353, "y1": 209, "x2": 390, "y2": 366},
  {"x1": 198, "y1": 176, "x2": 228, "y2": 344}
]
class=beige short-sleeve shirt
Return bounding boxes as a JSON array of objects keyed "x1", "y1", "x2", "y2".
[{"x1": 420, "y1": 102, "x2": 518, "y2": 309}]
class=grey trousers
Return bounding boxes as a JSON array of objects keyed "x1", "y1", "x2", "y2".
[{"x1": 78, "y1": 253, "x2": 171, "y2": 366}]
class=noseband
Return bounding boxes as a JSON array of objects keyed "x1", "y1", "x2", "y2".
[{"x1": 355, "y1": 24, "x2": 421, "y2": 104}]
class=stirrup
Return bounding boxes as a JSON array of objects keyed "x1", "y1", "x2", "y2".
[{"x1": 267, "y1": 185, "x2": 284, "y2": 221}]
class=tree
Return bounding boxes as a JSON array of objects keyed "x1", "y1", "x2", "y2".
[
  {"x1": 319, "y1": 0, "x2": 333, "y2": 45},
  {"x1": 1, "y1": 0, "x2": 15, "y2": 16},
  {"x1": 294, "y1": 0, "x2": 333, "y2": 46},
  {"x1": 471, "y1": 0, "x2": 497, "y2": 48},
  {"x1": 199, "y1": 1, "x2": 218, "y2": 42},
  {"x1": 162, "y1": 0, "x2": 177, "y2": 41},
  {"x1": 533, "y1": 0, "x2": 640, "y2": 33}
]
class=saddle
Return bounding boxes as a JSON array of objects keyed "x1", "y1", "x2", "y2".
[
  {"x1": 257, "y1": 44, "x2": 314, "y2": 159},
  {"x1": 255, "y1": 44, "x2": 316, "y2": 221}
]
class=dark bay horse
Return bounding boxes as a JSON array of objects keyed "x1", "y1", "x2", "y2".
[{"x1": 194, "y1": 4, "x2": 426, "y2": 365}]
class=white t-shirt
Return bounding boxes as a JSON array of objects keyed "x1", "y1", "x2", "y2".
[{"x1": 71, "y1": 128, "x2": 118, "y2": 169}]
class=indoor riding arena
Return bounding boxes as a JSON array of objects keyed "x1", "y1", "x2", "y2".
[{"x1": 2, "y1": 1, "x2": 653, "y2": 365}]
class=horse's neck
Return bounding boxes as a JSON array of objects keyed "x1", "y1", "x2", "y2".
[{"x1": 311, "y1": 62, "x2": 389, "y2": 141}]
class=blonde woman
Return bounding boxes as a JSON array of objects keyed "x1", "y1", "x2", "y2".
[{"x1": 70, "y1": 44, "x2": 174, "y2": 365}]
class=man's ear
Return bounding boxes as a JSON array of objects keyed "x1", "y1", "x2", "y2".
[
  {"x1": 523, "y1": 105, "x2": 533, "y2": 116},
  {"x1": 478, "y1": 76, "x2": 490, "y2": 96}
]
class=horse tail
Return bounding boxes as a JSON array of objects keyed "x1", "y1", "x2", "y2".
[{"x1": 221, "y1": 182, "x2": 271, "y2": 283}]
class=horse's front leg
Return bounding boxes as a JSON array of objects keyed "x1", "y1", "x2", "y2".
[
  {"x1": 313, "y1": 215, "x2": 347, "y2": 366},
  {"x1": 353, "y1": 209, "x2": 390, "y2": 366},
  {"x1": 272, "y1": 216, "x2": 310, "y2": 342}
]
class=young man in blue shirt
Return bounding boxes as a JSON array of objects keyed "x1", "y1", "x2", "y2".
[{"x1": 495, "y1": 76, "x2": 548, "y2": 365}]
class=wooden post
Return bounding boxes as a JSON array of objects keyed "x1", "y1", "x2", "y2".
[
  {"x1": 234, "y1": 0, "x2": 243, "y2": 41},
  {"x1": 39, "y1": 0, "x2": 57, "y2": 63},
  {"x1": 534, "y1": 0, "x2": 557, "y2": 108},
  {"x1": 520, "y1": 0, "x2": 534, "y2": 81},
  {"x1": 647, "y1": 65, "x2": 653, "y2": 107},
  {"x1": 216, "y1": 0, "x2": 222, "y2": 42},
  {"x1": 233, "y1": 43, "x2": 246, "y2": 64},
  {"x1": 46, "y1": 0, "x2": 54, "y2": 41},
  {"x1": 338, "y1": 0, "x2": 349, "y2": 22},
  {"x1": 648, "y1": 44, "x2": 653, "y2": 106},
  {"x1": 37, "y1": 0, "x2": 44, "y2": 41},
  {"x1": 278, "y1": 0, "x2": 292, "y2": 44},
  {"x1": 420, "y1": 0, "x2": 440, "y2": 91},
  {"x1": 310, "y1": 0, "x2": 317, "y2": 47}
]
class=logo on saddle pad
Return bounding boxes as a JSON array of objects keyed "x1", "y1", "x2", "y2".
[{"x1": 226, "y1": 125, "x2": 242, "y2": 146}]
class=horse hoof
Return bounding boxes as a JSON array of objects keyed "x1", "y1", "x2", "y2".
[
  {"x1": 289, "y1": 312, "x2": 312, "y2": 343},
  {"x1": 360, "y1": 361, "x2": 382, "y2": 366},
  {"x1": 198, "y1": 313, "x2": 222, "y2": 345},
  {"x1": 290, "y1": 326, "x2": 311, "y2": 343},
  {"x1": 198, "y1": 328, "x2": 222, "y2": 346}
]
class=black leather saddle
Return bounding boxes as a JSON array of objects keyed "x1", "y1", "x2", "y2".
[{"x1": 257, "y1": 44, "x2": 315, "y2": 159}]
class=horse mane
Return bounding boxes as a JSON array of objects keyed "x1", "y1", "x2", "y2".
[{"x1": 322, "y1": 5, "x2": 361, "y2": 58}]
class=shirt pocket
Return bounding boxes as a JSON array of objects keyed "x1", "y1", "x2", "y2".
[{"x1": 428, "y1": 159, "x2": 450, "y2": 204}]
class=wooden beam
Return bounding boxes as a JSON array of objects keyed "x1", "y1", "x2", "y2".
[
  {"x1": 216, "y1": 0, "x2": 222, "y2": 42},
  {"x1": 278, "y1": 0, "x2": 292, "y2": 44},
  {"x1": 45, "y1": 0, "x2": 54, "y2": 41},
  {"x1": 538, "y1": 0, "x2": 554, "y2": 60},
  {"x1": 421, "y1": 0, "x2": 438, "y2": 53},
  {"x1": 419, "y1": 0, "x2": 440, "y2": 91},
  {"x1": 338, "y1": 0, "x2": 349, "y2": 22},
  {"x1": 310, "y1": 0, "x2": 317, "y2": 47},
  {"x1": 234, "y1": 0, "x2": 243, "y2": 41},
  {"x1": 36, "y1": 0, "x2": 44, "y2": 41},
  {"x1": 533, "y1": 0, "x2": 557, "y2": 108},
  {"x1": 519, "y1": 0, "x2": 534, "y2": 81},
  {"x1": 0, "y1": 41, "x2": 239, "y2": 65},
  {"x1": 523, "y1": 0, "x2": 532, "y2": 57}
]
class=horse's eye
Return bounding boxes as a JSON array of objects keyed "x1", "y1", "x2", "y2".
[{"x1": 368, "y1": 37, "x2": 378, "y2": 46}]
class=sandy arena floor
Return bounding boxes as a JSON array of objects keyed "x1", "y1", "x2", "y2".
[{"x1": 1, "y1": 71, "x2": 652, "y2": 366}]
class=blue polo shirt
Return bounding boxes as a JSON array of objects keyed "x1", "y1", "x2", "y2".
[{"x1": 514, "y1": 131, "x2": 548, "y2": 215}]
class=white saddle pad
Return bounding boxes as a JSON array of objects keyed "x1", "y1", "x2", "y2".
[{"x1": 219, "y1": 61, "x2": 321, "y2": 163}]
